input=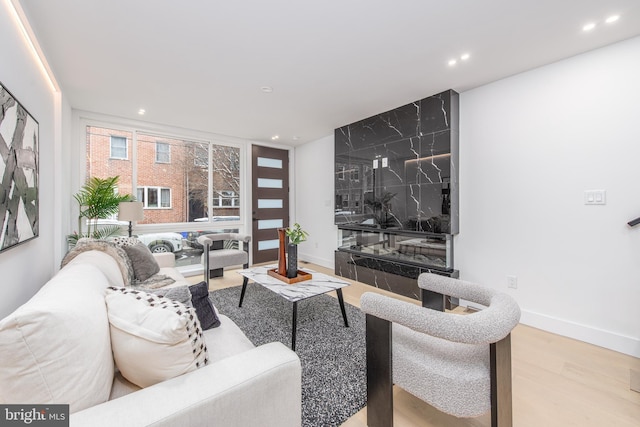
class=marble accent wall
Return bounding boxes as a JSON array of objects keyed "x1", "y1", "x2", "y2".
[
  {"x1": 334, "y1": 251, "x2": 459, "y2": 300},
  {"x1": 334, "y1": 90, "x2": 459, "y2": 300},
  {"x1": 334, "y1": 89, "x2": 459, "y2": 234}
]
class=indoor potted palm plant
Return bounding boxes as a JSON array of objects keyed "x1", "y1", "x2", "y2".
[
  {"x1": 284, "y1": 223, "x2": 309, "y2": 278},
  {"x1": 68, "y1": 176, "x2": 132, "y2": 247}
]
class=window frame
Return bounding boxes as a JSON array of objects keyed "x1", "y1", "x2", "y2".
[
  {"x1": 110, "y1": 135, "x2": 128, "y2": 159},
  {"x1": 155, "y1": 141, "x2": 171, "y2": 164},
  {"x1": 138, "y1": 186, "x2": 172, "y2": 209},
  {"x1": 212, "y1": 190, "x2": 239, "y2": 208},
  {"x1": 350, "y1": 165, "x2": 359, "y2": 182},
  {"x1": 81, "y1": 116, "x2": 246, "y2": 233}
]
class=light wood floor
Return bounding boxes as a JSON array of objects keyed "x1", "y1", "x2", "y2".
[{"x1": 190, "y1": 262, "x2": 640, "y2": 427}]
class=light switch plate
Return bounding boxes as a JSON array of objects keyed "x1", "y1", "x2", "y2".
[{"x1": 584, "y1": 190, "x2": 606, "y2": 205}]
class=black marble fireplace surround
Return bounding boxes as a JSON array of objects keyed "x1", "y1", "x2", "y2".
[{"x1": 334, "y1": 89, "x2": 459, "y2": 300}]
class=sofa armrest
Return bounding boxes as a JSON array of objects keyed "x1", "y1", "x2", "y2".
[
  {"x1": 70, "y1": 342, "x2": 301, "y2": 427},
  {"x1": 152, "y1": 252, "x2": 175, "y2": 268}
]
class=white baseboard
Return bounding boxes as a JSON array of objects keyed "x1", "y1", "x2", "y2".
[
  {"x1": 298, "y1": 252, "x2": 334, "y2": 270},
  {"x1": 520, "y1": 309, "x2": 640, "y2": 358}
]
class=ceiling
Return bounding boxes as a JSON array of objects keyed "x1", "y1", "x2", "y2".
[{"x1": 20, "y1": 0, "x2": 640, "y2": 146}]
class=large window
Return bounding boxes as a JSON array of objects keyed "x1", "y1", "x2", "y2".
[{"x1": 86, "y1": 126, "x2": 241, "y2": 225}]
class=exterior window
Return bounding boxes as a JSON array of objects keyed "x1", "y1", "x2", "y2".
[
  {"x1": 337, "y1": 164, "x2": 345, "y2": 180},
  {"x1": 350, "y1": 165, "x2": 359, "y2": 181},
  {"x1": 156, "y1": 142, "x2": 170, "y2": 163},
  {"x1": 110, "y1": 136, "x2": 127, "y2": 159},
  {"x1": 342, "y1": 193, "x2": 349, "y2": 208},
  {"x1": 137, "y1": 186, "x2": 172, "y2": 209},
  {"x1": 212, "y1": 191, "x2": 239, "y2": 207},
  {"x1": 194, "y1": 144, "x2": 208, "y2": 167}
]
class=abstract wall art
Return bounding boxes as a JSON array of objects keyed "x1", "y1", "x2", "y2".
[{"x1": 0, "y1": 81, "x2": 39, "y2": 252}]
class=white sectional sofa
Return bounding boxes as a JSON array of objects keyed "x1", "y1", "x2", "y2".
[{"x1": 0, "y1": 249, "x2": 302, "y2": 427}]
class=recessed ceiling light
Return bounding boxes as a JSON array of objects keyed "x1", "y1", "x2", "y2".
[
  {"x1": 460, "y1": 53, "x2": 470, "y2": 61},
  {"x1": 271, "y1": 135, "x2": 279, "y2": 140},
  {"x1": 138, "y1": 108, "x2": 145, "y2": 115},
  {"x1": 261, "y1": 86, "x2": 273, "y2": 93},
  {"x1": 583, "y1": 22, "x2": 596, "y2": 31},
  {"x1": 448, "y1": 59, "x2": 457, "y2": 66},
  {"x1": 605, "y1": 15, "x2": 620, "y2": 24}
]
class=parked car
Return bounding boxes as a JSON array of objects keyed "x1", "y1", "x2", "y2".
[{"x1": 136, "y1": 232, "x2": 184, "y2": 253}]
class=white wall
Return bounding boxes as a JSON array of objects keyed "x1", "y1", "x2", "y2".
[
  {"x1": 294, "y1": 134, "x2": 338, "y2": 267},
  {"x1": 457, "y1": 35, "x2": 640, "y2": 357},
  {"x1": 296, "y1": 36, "x2": 640, "y2": 357},
  {"x1": 0, "y1": 4, "x2": 60, "y2": 318}
]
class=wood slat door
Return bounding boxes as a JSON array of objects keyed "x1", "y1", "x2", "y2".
[{"x1": 251, "y1": 145, "x2": 289, "y2": 264}]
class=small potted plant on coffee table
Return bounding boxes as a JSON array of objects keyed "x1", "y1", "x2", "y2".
[{"x1": 285, "y1": 223, "x2": 309, "y2": 278}]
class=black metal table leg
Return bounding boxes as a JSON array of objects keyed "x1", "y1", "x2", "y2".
[
  {"x1": 291, "y1": 301, "x2": 298, "y2": 351},
  {"x1": 238, "y1": 277, "x2": 248, "y2": 307},
  {"x1": 336, "y1": 288, "x2": 349, "y2": 327}
]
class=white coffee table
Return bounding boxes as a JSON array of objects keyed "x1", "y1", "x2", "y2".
[{"x1": 237, "y1": 264, "x2": 350, "y2": 350}]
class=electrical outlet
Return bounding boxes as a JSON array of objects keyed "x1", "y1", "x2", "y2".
[{"x1": 507, "y1": 275, "x2": 518, "y2": 289}]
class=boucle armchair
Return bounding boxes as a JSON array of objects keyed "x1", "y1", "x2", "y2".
[
  {"x1": 198, "y1": 233, "x2": 250, "y2": 288},
  {"x1": 360, "y1": 273, "x2": 521, "y2": 427}
]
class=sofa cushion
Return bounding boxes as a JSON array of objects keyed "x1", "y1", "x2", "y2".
[
  {"x1": 0, "y1": 263, "x2": 114, "y2": 412},
  {"x1": 105, "y1": 287, "x2": 209, "y2": 388},
  {"x1": 189, "y1": 281, "x2": 221, "y2": 329},
  {"x1": 203, "y1": 314, "x2": 255, "y2": 363},
  {"x1": 157, "y1": 267, "x2": 190, "y2": 287},
  {"x1": 122, "y1": 242, "x2": 160, "y2": 282}
]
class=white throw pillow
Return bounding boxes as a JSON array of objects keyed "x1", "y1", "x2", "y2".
[{"x1": 105, "y1": 287, "x2": 209, "y2": 388}]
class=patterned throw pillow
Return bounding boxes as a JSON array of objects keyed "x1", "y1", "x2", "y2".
[
  {"x1": 110, "y1": 236, "x2": 141, "y2": 247},
  {"x1": 105, "y1": 287, "x2": 209, "y2": 388}
]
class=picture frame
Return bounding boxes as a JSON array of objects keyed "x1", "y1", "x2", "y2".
[{"x1": 0, "y1": 81, "x2": 39, "y2": 252}]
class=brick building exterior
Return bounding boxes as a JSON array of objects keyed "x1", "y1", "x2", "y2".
[{"x1": 86, "y1": 126, "x2": 240, "y2": 225}]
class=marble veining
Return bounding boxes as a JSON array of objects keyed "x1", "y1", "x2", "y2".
[
  {"x1": 334, "y1": 250, "x2": 458, "y2": 301},
  {"x1": 334, "y1": 90, "x2": 458, "y2": 234},
  {"x1": 238, "y1": 265, "x2": 349, "y2": 302}
]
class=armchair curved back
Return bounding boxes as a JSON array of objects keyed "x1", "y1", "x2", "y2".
[
  {"x1": 361, "y1": 273, "x2": 521, "y2": 426},
  {"x1": 197, "y1": 233, "x2": 251, "y2": 246},
  {"x1": 361, "y1": 273, "x2": 520, "y2": 345}
]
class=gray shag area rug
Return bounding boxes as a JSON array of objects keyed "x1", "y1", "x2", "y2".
[{"x1": 210, "y1": 283, "x2": 366, "y2": 427}]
